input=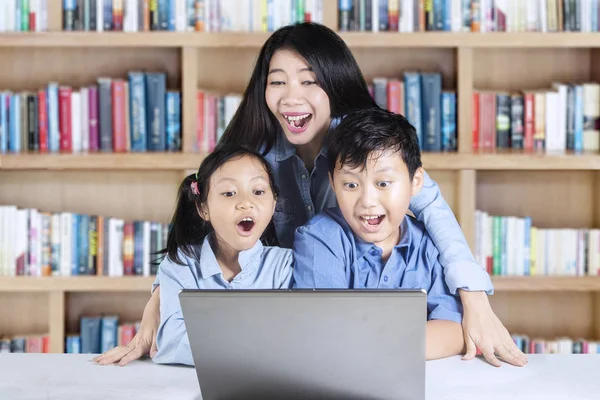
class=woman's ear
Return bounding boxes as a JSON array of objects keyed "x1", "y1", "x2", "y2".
[
  {"x1": 411, "y1": 167, "x2": 425, "y2": 196},
  {"x1": 197, "y1": 202, "x2": 210, "y2": 222}
]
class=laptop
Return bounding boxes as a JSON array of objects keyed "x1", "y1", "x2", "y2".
[{"x1": 179, "y1": 289, "x2": 427, "y2": 400}]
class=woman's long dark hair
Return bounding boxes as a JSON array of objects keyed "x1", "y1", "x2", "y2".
[
  {"x1": 161, "y1": 144, "x2": 280, "y2": 266},
  {"x1": 220, "y1": 22, "x2": 378, "y2": 155}
]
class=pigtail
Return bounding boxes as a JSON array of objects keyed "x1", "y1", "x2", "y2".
[{"x1": 163, "y1": 173, "x2": 213, "y2": 265}]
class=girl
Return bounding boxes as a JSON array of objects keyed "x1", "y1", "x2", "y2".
[
  {"x1": 96, "y1": 22, "x2": 526, "y2": 368},
  {"x1": 100, "y1": 144, "x2": 293, "y2": 367}
]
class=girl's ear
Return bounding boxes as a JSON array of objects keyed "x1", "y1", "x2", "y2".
[
  {"x1": 411, "y1": 167, "x2": 425, "y2": 196},
  {"x1": 197, "y1": 202, "x2": 210, "y2": 222}
]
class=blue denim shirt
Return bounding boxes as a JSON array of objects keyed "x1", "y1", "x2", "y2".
[
  {"x1": 153, "y1": 235, "x2": 294, "y2": 366},
  {"x1": 264, "y1": 117, "x2": 493, "y2": 295},
  {"x1": 292, "y1": 207, "x2": 463, "y2": 324}
]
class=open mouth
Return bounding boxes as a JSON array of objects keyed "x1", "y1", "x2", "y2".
[
  {"x1": 283, "y1": 113, "x2": 312, "y2": 133},
  {"x1": 360, "y1": 215, "x2": 385, "y2": 232},
  {"x1": 236, "y1": 217, "x2": 255, "y2": 236}
]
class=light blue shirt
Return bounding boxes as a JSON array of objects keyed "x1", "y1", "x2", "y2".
[
  {"x1": 265, "y1": 117, "x2": 493, "y2": 295},
  {"x1": 153, "y1": 235, "x2": 294, "y2": 366},
  {"x1": 292, "y1": 207, "x2": 463, "y2": 324}
]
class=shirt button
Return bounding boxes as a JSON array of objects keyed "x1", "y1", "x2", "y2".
[
  {"x1": 307, "y1": 205, "x2": 312, "y2": 211},
  {"x1": 301, "y1": 174, "x2": 307, "y2": 179},
  {"x1": 384, "y1": 276, "x2": 389, "y2": 282}
]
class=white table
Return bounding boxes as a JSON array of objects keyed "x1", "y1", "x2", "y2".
[{"x1": 0, "y1": 354, "x2": 598, "y2": 399}]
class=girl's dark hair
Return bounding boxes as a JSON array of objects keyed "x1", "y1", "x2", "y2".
[
  {"x1": 220, "y1": 22, "x2": 378, "y2": 155},
  {"x1": 161, "y1": 144, "x2": 280, "y2": 266}
]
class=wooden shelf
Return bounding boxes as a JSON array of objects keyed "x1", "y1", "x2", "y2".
[
  {"x1": 0, "y1": 276, "x2": 156, "y2": 292},
  {"x1": 1, "y1": 276, "x2": 599, "y2": 292},
  {"x1": 491, "y1": 276, "x2": 600, "y2": 292},
  {"x1": 3, "y1": 32, "x2": 600, "y2": 49},
  {"x1": 0, "y1": 152, "x2": 598, "y2": 171}
]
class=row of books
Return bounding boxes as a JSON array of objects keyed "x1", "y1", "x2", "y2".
[
  {"x1": 473, "y1": 83, "x2": 600, "y2": 154},
  {"x1": 371, "y1": 73, "x2": 457, "y2": 152},
  {"x1": 62, "y1": 0, "x2": 324, "y2": 32},
  {"x1": 0, "y1": 334, "x2": 49, "y2": 353},
  {"x1": 0, "y1": 205, "x2": 168, "y2": 277},
  {"x1": 474, "y1": 211, "x2": 600, "y2": 277},
  {"x1": 0, "y1": 0, "x2": 48, "y2": 32},
  {"x1": 512, "y1": 333, "x2": 600, "y2": 355},
  {"x1": 0, "y1": 72, "x2": 181, "y2": 154},
  {"x1": 195, "y1": 89, "x2": 241, "y2": 153},
  {"x1": 339, "y1": 0, "x2": 599, "y2": 33},
  {"x1": 66, "y1": 316, "x2": 140, "y2": 354}
]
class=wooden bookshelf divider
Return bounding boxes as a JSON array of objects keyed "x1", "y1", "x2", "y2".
[{"x1": 0, "y1": 3, "x2": 599, "y2": 353}]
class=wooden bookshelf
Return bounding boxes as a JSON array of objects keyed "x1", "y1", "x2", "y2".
[{"x1": 1, "y1": 3, "x2": 600, "y2": 354}]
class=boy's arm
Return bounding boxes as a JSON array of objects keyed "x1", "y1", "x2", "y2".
[
  {"x1": 409, "y1": 169, "x2": 492, "y2": 294},
  {"x1": 292, "y1": 224, "x2": 349, "y2": 289},
  {"x1": 425, "y1": 245, "x2": 466, "y2": 360},
  {"x1": 426, "y1": 320, "x2": 465, "y2": 360},
  {"x1": 152, "y1": 257, "x2": 194, "y2": 366}
]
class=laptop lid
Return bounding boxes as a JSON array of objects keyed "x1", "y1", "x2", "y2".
[{"x1": 179, "y1": 289, "x2": 426, "y2": 400}]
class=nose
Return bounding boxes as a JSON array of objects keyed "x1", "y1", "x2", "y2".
[
  {"x1": 235, "y1": 194, "x2": 254, "y2": 210},
  {"x1": 282, "y1": 81, "x2": 303, "y2": 106},
  {"x1": 358, "y1": 185, "x2": 378, "y2": 208}
]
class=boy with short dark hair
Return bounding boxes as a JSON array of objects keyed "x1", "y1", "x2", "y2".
[{"x1": 292, "y1": 108, "x2": 466, "y2": 360}]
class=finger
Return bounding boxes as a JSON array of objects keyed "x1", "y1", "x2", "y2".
[
  {"x1": 481, "y1": 347, "x2": 502, "y2": 368},
  {"x1": 498, "y1": 344, "x2": 527, "y2": 367},
  {"x1": 97, "y1": 347, "x2": 132, "y2": 365},
  {"x1": 462, "y1": 336, "x2": 477, "y2": 361},
  {"x1": 118, "y1": 346, "x2": 146, "y2": 367}
]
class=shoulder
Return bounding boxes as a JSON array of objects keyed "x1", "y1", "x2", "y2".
[
  {"x1": 296, "y1": 207, "x2": 351, "y2": 242},
  {"x1": 159, "y1": 246, "x2": 202, "y2": 282},
  {"x1": 260, "y1": 246, "x2": 294, "y2": 269}
]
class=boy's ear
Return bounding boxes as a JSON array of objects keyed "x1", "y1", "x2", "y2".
[
  {"x1": 411, "y1": 167, "x2": 425, "y2": 196},
  {"x1": 197, "y1": 203, "x2": 210, "y2": 222}
]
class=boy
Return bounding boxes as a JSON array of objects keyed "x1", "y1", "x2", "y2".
[{"x1": 292, "y1": 108, "x2": 465, "y2": 360}]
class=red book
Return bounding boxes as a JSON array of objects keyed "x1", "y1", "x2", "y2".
[
  {"x1": 479, "y1": 91, "x2": 496, "y2": 151},
  {"x1": 386, "y1": 80, "x2": 402, "y2": 114},
  {"x1": 29, "y1": 12, "x2": 36, "y2": 32},
  {"x1": 472, "y1": 92, "x2": 480, "y2": 150},
  {"x1": 38, "y1": 90, "x2": 48, "y2": 152},
  {"x1": 523, "y1": 92, "x2": 535, "y2": 151},
  {"x1": 196, "y1": 90, "x2": 205, "y2": 152},
  {"x1": 59, "y1": 86, "x2": 72, "y2": 152},
  {"x1": 112, "y1": 80, "x2": 127, "y2": 152}
]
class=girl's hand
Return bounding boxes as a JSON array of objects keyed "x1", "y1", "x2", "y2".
[
  {"x1": 93, "y1": 287, "x2": 161, "y2": 366},
  {"x1": 459, "y1": 290, "x2": 528, "y2": 368}
]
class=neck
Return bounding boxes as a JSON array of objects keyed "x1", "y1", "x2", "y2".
[
  {"x1": 378, "y1": 226, "x2": 402, "y2": 264},
  {"x1": 295, "y1": 125, "x2": 328, "y2": 172},
  {"x1": 211, "y1": 234, "x2": 241, "y2": 282}
]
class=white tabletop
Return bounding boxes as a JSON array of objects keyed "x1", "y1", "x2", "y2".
[{"x1": 0, "y1": 354, "x2": 598, "y2": 399}]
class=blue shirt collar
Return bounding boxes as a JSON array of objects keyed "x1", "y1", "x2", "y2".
[
  {"x1": 272, "y1": 117, "x2": 342, "y2": 163},
  {"x1": 354, "y1": 216, "x2": 412, "y2": 259},
  {"x1": 198, "y1": 234, "x2": 264, "y2": 279}
]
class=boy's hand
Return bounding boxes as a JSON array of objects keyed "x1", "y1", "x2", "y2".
[
  {"x1": 93, "y1": 288, "x2": 161, "y2": 366},
  {"x1": 459, "y1": 290, "x2": 528, "y2": 368}
]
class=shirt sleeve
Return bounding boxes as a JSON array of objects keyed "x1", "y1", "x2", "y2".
[
  {"x1": 152, "y1": 256, "x2": 194, "y2": 366},
  {"x1": 409, "y1": 169, "x2": 494, "y2": 295},
  {"x1": 425, "y1": 244, "x2": 464, "y2": 324},
  {"x1": 292, "y1": 224, "x2": 349, "y2": 289}
]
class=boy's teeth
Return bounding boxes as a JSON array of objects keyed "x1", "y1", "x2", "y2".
[{"x1": 362, "y1": 215, "x2": 382, "y2": 220}]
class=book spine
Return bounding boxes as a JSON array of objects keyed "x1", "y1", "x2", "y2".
[
  {"x1": 510, "y1": 93, "x2": 524, "y2": 149},
  {"x1": 98, "y1": 78, "x2": 113, "y2": 152},
  {"x1": 10, "y1": 94, "x2": 20, "y2": 153},
  {"x1": 472, "y1": 91, "x2": 480, "y2": 150},
  {"x1": 128, "y1": 72, "x2": 147, "y2": 152},
  {"x1": 495, "y1": 92, "x2": 511, "y2": 149},
  {"x1": 37, "y1": 89, "x2": 48, "y2": 152},
  {"x1": 111, "y1": 79, "x2": 127, "y2": 152},
  {"x1": 420, "y1": 72, "x2": 442, "y2": 151},
  {"x1": 88, "y1": 85, "x2": 99, "y2": 152},
  {"x1": 145, "y1": 73, "x2": 166, "y2": 151},
  {"x1": 27, "y1": 93, "x2": 38, "y2": 151},
  {"x1": 404, "y1": 72, "x2": 423, "y2": 148}
]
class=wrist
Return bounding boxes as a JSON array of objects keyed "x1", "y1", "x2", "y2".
[{"x1": 458, "y1": 290, "x2": 489, "y2": 306}]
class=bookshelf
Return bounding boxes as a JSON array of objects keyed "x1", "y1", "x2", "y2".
[{"x1": 1, "y1": 2, "x2": 600, "y2": 354}]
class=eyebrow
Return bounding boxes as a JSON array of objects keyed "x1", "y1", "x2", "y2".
[
  {"x1": 268, "y1": 67, "x2": 313, "y2": 75},
  {"x1": 375, "y1": 166, "x2": 397, "y2": 173},
  {"x1": 216, "y1": 175, "x2": 268, "y2": 184}
]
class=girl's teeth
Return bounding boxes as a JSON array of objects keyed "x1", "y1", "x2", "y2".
[{"x1": 285, "y1": 114, "x2": 310, "y2": 121}]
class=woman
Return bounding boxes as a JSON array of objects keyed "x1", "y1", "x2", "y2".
[{"x1": 94, "y1": 22, "x2": 526, "y2": 368}]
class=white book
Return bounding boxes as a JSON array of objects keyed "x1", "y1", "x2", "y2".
[
  {"x1": 551, "y1": 82, "x2": 568, "y2": 153},
  {"x1": 16, "y1": 209, "x2": 29, "y2": 277},
  {"x1": 6, "y1": 0, "x2": 16, "y2": 32},
  {"x1": 143, "y1": 221, "x2": 151, "y2": 276},
  {"x1": 60, "y1": 212, "x2": 72, "y2": 277},
  {"x1": 176, "y1": 0, "x2": 186, "y2": 32},
  {"x1": 0, "y1": 0, "x2": 6, "y2": 31},
  {"x1": 400, "y1": 0, "x2": 415, "y2": 32},
  {"x1": 252, "y1": 0, "x2": 263, "y2": 32},
  {"x1": 544, "y1": 90, "x2": 560, "y2": 154},
  {"x1": 526, "y1": 0, "x2": 538, "y2": 31},
  {"x1": 110, "y1": 219, "x2": 125, "y2": 277},
  {"x1": 97, "y1": 0, "x2": 104, "y2": 31},
  {"x1": 372, "y1": 0, "x2": 379, "y2": 32},
  {"x1": 538, "y1": 0, "x2": 547, "y2": 32},
  {"x1": 81, "y1": 87, "x2": 89, "y2": 153},
  {"x1": 71, "y1": 90, "x2": 82, "y2": 153}
]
